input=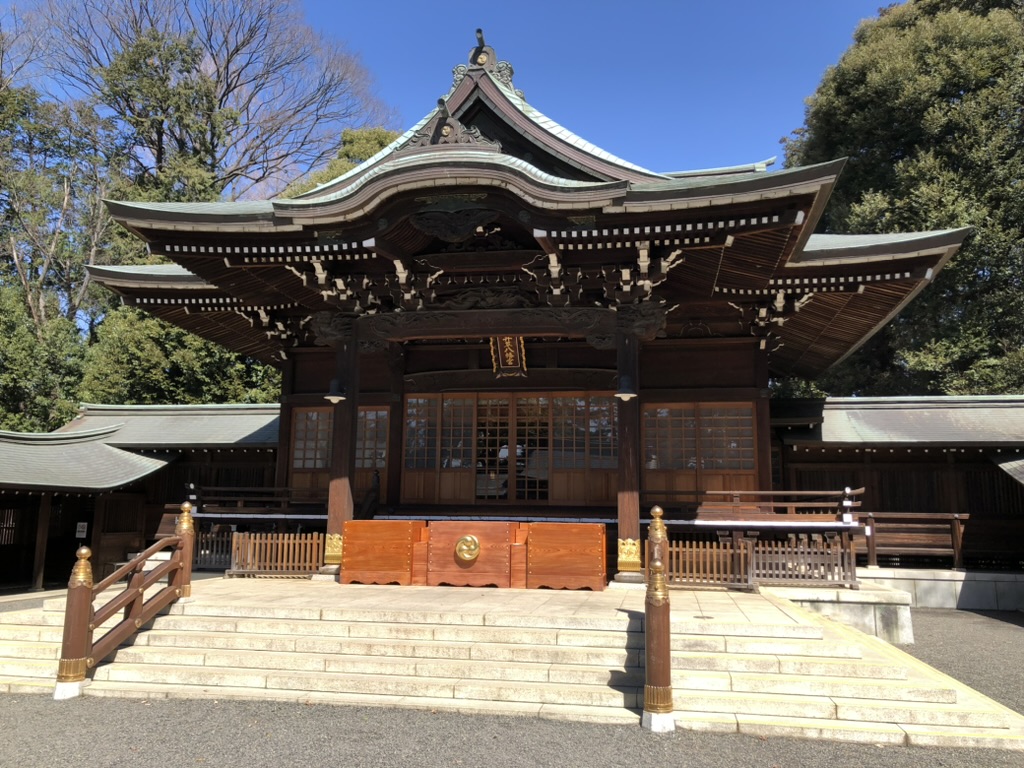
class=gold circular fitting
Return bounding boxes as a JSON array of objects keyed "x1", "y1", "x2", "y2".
[
  {"x1": 455, "y1": 535, "x2": 480, "y2": 561},
  {"x1": 441, "y1": 124, "x2": 452, "y2": 137},
  {"x1": 476, "y1": 53, "x2": 488, "y2": 65}
]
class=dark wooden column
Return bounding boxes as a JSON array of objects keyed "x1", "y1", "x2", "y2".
[
  {"x1": 327, "y1": 327, "x2": 359, "y2": 538},
  {"x1": 274, "y1": 356, "x2": 296, "y2": 489},
  {"x1": 31, "y1": 494, "x2": 52, "y2": 591},
  {"x1": 386, "y1": 343, "x2": 406, "y2": 506},
  {"x1": 615, "y1": 329, "x2": 643, "y2": 582}
]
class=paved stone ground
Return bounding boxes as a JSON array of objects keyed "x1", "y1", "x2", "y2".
[{"x1": 1, "y1": 602, "x2": 1022, "y2": 767}]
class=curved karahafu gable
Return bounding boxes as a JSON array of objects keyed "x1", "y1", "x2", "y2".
[{"x1": 97, "y1": 31, "x2": 970, "y2": 379}]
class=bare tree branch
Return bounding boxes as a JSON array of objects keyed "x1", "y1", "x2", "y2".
[{"x1": 40, "y1": 0, "x2": 391, "y2": 198}]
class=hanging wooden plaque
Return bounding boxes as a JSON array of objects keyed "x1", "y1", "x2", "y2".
[{"x1": 490, "y1": 335, "x2": 527, "y2": 378}]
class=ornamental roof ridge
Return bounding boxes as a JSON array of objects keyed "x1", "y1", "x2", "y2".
[
  {"x1": 72, "y1": 402, "x2": 282, "y2": 416},
  {"x1": 0, "y1": 424, "x2": 123, "y2": 445},
  {"x1": 823, "y1": 395, "x2": 1024, "y2": 410}
]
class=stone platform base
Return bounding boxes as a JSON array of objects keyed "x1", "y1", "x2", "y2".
[
  {"x1": 857, "y1": 567, "x2": 1024, "y2": 611},
  {"x1": 762, "y1": 584, "x2": 913, "y2": 644}
]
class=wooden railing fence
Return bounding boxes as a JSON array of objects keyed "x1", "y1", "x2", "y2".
[
  {"x1": 194, "y1": 531, "x2": 233, "y2": 569},
  {"x1": 652, "y1": 539, "x2": 752, "y2": 588},
  {"x1": 750, "y1": 534, "x2": 857, "y2": 587},
  {"x1": 228, "y1": 532, "x2": 325, "y2": 577},
  {"x1": 55, "y1": 502, "x2": 195, "y2": 699},
  {"x1": 649, "y1": 533, "x2": 857, "y2": 589}
]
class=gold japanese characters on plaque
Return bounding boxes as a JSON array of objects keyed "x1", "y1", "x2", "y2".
[{"x1": 490, "y1": 335, "x2": 527, "y2": 378}]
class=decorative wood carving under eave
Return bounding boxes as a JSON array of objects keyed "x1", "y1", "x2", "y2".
[
  {"x1": 356, "y1": 307, "x2": 617, "y2": 343},
  {"x1": 405, "y1": 367, "x2": 616, "y2": 393}
]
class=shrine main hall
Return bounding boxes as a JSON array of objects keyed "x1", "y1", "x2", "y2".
[{"x1": 83, "y1": 32, "x2": 978, "y2": 583}]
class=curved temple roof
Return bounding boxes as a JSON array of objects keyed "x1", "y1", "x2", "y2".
[{"x1": 97, "y1": 30, "x2": 970, "y2": 379}]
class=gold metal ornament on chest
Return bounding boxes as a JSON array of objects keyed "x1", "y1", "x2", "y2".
[{"x1": 455, "y1": 535, "x2": 480, "y2": 561}]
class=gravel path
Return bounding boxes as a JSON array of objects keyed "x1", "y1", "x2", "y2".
[
  {"x1": 1, "y1": 604, "x2": 1022, "y2": 767},
  {"x1": 896, "y1": 608, "x2": 1024, "y2": 715},
  {"x1": 2, "y1": 695, "x2": 1023, "y2": 768}
]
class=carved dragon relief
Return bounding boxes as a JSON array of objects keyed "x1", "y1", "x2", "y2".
[{"x1": 409, "y1": 206, "x2": 501, "y2": 243}]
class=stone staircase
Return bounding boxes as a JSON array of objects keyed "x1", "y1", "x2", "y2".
[{"x1": 1, "y1": 587, "x2": 1023, "y2": 748}]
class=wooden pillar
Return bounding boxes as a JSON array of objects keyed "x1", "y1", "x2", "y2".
[
  {"x1": 274, "y1": 357, "x2": 296, "y2": 489},
  {"x1": 327, "y1": 329, "x2": 359, "y2": 539},
  {"x1": 386, "y1": 343, "x2": 406, "y2": 506},
  {"x1": 615, "y1": 330, "x2": 643, "y2": 582},
  {"x1": 31, "y1": 494, "x2": 52, "y2": 591},
  {"x1": 754, "y1": 346, "x2": 773, "y2": 489}
]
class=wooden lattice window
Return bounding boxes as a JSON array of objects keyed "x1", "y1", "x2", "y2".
[
  {"x1": 292, "y1": 407, "x2": 332, "y2": 470},
  {"x1": 356, "y1": 408, "x2": 389, "y2": 469},
  {"x1": 404, "y1": 396, "x2": 440, "y2": 469},
  {"x1": 698, "y1": 405, "x2": 755, "y2": 470},
  {"x1": 441, "y1": 398, "x2": 474, "y2": 469},
  {"x1": 551, "y1": 396, "x2": 618, "y2": 470},
  {"x1": 643, "y1": 405, "x2": 697, "y2": 470}
]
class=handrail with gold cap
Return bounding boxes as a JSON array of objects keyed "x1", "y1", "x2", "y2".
[{"x1": 54, "y1": 501, "x2": 195, "y2": 700}]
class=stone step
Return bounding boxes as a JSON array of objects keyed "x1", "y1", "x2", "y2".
[
  {"x1": 0, "y1": 658, "x2": 57, "y2": 679},
  {"x1": 0, "y1": 623, "x2": 63, "y2": 643},
  {"x1": 725, "y1": 671, "x2": 958, "y2": 703},
  {"x1": 82, "y1": 680, "x2": 642, "y2": 724},
  {"x1": 108, "y1": 644, "x2": 645, "y2": 686},
  {"x1": 672, "y1": 633, "x2": 863, "y2": 658},
  {"x1": 91, "y1": 663, "x2": 640, "y2": 708},
  {"x1": 0, "y1": 639, "x2": 61, "y2": 660},
  {"x1": 0, "y1": 675, "x2": 55, "y2": 694},
  {"x1": 670, "y1": 650, "x2": 905, "y2": 679},
  {"x1": 723, "y1": 712, "x2": 1024, "y2": 749}
]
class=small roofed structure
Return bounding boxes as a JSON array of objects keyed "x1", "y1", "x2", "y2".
[
  {"x1": 84, "y1": 31, "x2": 974, "y2": 583},
  {"x1": 0, "y1": 405, "x2": 278, "y2": 587},
  {"x1": 774, "y1": 396, "x2": 1024, "y2": 569}
]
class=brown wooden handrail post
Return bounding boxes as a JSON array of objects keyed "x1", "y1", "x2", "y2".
[
  {"x1": 54, "y1": 547, "x2": 94, "y2": 700},
  {"x1": 866, "y1": 513, "x2": 878, "y2": 568},
  {"x1": 642, "y1": 505, "x2": 675, "y2": 732},
  {"x1": 951, "y1": 514, "x2": 964, "y2": 570},
  {"x1": 171, "y1": 501, "x2": 195, "y2": 599}
]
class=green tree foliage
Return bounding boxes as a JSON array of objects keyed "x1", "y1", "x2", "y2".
[
  {"x1": 99, "y1": 28, "x2": 225, "y2": 201},
  {"x1": 80, "y1": 307, "x2": 279, "y2": 405},
  {"x1": 282, "y1": 127, "x2": 400, "y2": 198},
  {"x1": 784, "y1": 0, "x2": 1024, "y2": 395},
  {"x1": 0, "y1": 85, "x2": 123, "y2": 335},
  {"x1": 0, "y1": 287, "x2": 83, "y2": 431}
]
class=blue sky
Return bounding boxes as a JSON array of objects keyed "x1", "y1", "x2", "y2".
[{"x1": 301, "y1": 1, "x2": 887, "y2": 173}]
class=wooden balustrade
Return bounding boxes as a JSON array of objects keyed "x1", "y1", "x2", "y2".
[
  {"x1": 194, "y1": 531, "x2": 233, "y2": 569},
  {"x1": 55, "y1": 501, "x2": 195, "y2": 700},
  {"x1": 227, "y1": 532, "x2": 325, "y2": 577},
  {"x1": 648, "y1": 532, "x2": 857, "y2": 589}
]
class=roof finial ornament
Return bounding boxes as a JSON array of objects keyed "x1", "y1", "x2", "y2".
[
  {"x1": 437, "y1": 98, "x2": 450, "y2": 120},
  {"x1": 470, "y1": 27, "x2": 494, "y2": 69}
]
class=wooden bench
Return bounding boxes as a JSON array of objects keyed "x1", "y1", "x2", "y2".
[
  {"x1": 697, "y1": 487, "x2": 863, "y2": 518},
  {"x1": 860, "y1": 512, "x2": 968, "y2": 568},
  {"x1": 193, "y1": 487, "x2": 327, "y2": 523}
]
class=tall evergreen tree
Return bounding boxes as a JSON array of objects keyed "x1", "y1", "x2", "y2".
[{"x1": 784, "y1": 0, "x2": 1024, "y2": 396}]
